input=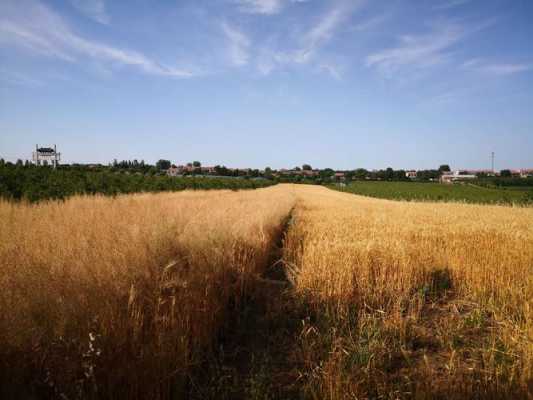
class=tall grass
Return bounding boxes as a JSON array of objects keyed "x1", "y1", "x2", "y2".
[
  {"x1": 284, "y1": 186, "x2": 533, "y2": 399},
  {"x1": 0, "y1": 187, "x2": 295, "y2": 399}
]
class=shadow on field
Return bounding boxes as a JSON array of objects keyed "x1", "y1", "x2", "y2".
[{"x1": 188, "y1": 210, "x2": 306, "y2": 400}]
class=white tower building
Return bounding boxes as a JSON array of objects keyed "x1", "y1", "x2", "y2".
[{"x1": 32, "y1": 145, "x2": 61, "y2": 168}]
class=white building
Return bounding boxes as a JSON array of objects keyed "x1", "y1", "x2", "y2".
[
  {"x1": 440, "y1": 170, "x2": 477, "y2": 184},
  {"x1": 32, "y1": 145, "x2": 61, "y2": 168},
  {"x1": 405, "y1": 170, "x2": 417, "y2": 179},
  {"x1": 166, "y1": 166, "x2": 181, "y2": 177}
]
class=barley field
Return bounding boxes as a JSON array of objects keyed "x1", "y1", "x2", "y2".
[{"x1": 1, "y1": 184, "x2": 532, "y2": 399}]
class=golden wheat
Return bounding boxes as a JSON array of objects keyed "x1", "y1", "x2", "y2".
[
  {"x1": 284, "y1": 185, "x2": 533, "y2": 399},
  {"x1": 2, "y1": 184, "x2": 531, "y2": 399},
  {"x1": 0, "y1": 187, "x2": 295, "y2": 399}
]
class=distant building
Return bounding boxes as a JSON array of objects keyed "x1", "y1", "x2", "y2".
[
  {"x1": 32, "y1": 145, "x2": 61, "y2": 168},
  {"x1": 166, "y1": 166, "x2": 181, "y2": 177},
  {"x1": 466, "y1": 169, "x2": 494, "y2": 176},
  {"x1": 405, "y1": 170, "x2": 417, "y2": 179},
  {"x1": 302, "y1": 170, "x2": 319, "y2": 177},
  {"x1": 200, "y1": 166, "x2": 217, "y2": 174},
  {"x1": 168, "y1": 165, "x2": 219, "y2": 176},
  {"x1": 440, "y1": 170, "x2": 477, "y2": 184},
  {"x1": 520, "y1": 169, "x2": 533, "y2": 178}
]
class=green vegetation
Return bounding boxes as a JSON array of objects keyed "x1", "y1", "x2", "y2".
[
  {"x1": 476, "y1": 176, "x2": 533, "y2": 189},
  {"x1": 0, "y1": 163, "x2": 275, "y2": 202},
  {"x1": 333, "y1": 181, "x2": 533, "y2": 205}
]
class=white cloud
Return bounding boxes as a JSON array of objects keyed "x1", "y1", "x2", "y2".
[
  {"x1": 0, "y1": 0, "x2": 197, "y2": 78},
  {"x1": 366, "y1": 20, "x2": 492, "y2": 76},
  {"x1": 482, "y1": 64, "x2": 531, "y2": 75},
  {"x1": 221, "y1": 22, "x2": 251, "y2": 66},
  {"x1": 366, "y1": 24, "x2": 462, "y2": 74},
  {"x1": 463, "y1": 59, "x2": 532, "y2": 75},
  {"x1": 233, "y1": 0, "x2": 309, "y2": 15},
  {"x1": 319, "y1": 63, "x2": 343, "y2": 80},
  {"x1": 69, "y1": 0, "x2": 109, "y2": 24},
  {"x1": 350, "y1": 13, "x2": 389, "y2": 32},
  {"x1": 0, "y1": 19, "x2": 76, "y2": 62},
  {"x1": 259, "y1": 0, "x2": 364, "y2": 73},
  {"x1": 234, "y1": 0, "x2": 284, "y2": 15},
  {"x1": 434, "y1": 0, "x2": 471, "y2": 10},
  {"x1": 303, "y1": 4, "x2": 348, "y2": 58}
]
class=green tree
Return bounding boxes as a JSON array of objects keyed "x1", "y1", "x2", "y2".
[
  {"x1": 439, "y1": 164, "x2": 451, "y2": 173},
  {"x1": 500, "y1": 169, "x2": 512, "y2": 177},
  {"x1": 156, "y1": 159, "x2": 171, "y2": 170},
  {"x1": 192, "y1": 161, "x2": 201, "y2": 167},
  {"x1": 354, "y1": 168, "x2": 369, "y2": 180},
  {"x1": 320, "y1": 168, "x2": 335, "y2": 178},
  {"x1": 302, "y1": 164, "x2": 312, "y2": 171}
]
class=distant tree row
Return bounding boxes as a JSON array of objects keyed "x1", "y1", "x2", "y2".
[{"x1": 0, "y1": 162, "x2": 275, "y2": 202}]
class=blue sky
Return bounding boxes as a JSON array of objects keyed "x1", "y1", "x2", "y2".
[{"x1": 1, "y1": 0, "x2": 532, "y2": 170}]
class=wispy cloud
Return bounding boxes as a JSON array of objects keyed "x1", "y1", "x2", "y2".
[
  {"x1": 233, "y1": 0, "x2": 309, "y2": 15},
  {"x1": 0, "y1": 69, "x2": 44, "y2": 87},
  {"x1": 350, "y1": 12, "x2": 390, "y2": 32},
  {"x1": 318, "y1": 62, "x2": 343, "y2": 80},
  {"x1": 258, "y1": 0, "x2": 364, "y2": 74},
  {"x1": 0, "y1": 0, "x2": 197, "y2": 78},
  {"x1": 463, "y1": 59, "x2": 532, "y2": 75},
  {"x1": 299, "y1": 1, "x2": 364, "y2": 62},
  {"x1": 69, "y1": 0, "x2": 109, "y2": 24},
  {"x1": 482, "y1": 63, "x2": 532, "y2": 75},
  {"x1": 434, "y1": 0, "x2": 471, "y2": 10},
  {"x1": 366, "y1": 20, "x2": 491, "y2": 76},
  {"x1": 221, "y1": 22, "x2": 251, "y2": 66},
  {"x1": 233, "y1": 0, "x2": 284, "y2": 15}
]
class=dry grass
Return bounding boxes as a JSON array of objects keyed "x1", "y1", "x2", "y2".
[
  {"x1": 2, "y1": 184, "x2": 532, "y2": 399},
  {"x1": 284, "y1": 185, "x2": 533, "y2": 399},
  {"x1": 0, "y1": 187, "x2": 295, "y2": 399}
]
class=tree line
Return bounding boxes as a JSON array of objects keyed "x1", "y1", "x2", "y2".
[{"x1": 0, "y1": 161, "x2": 274, "y2": 202}]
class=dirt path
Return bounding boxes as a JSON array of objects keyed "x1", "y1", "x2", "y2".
[{"x1": 189, "y1": 210, "x2": 305, "y2": 400}]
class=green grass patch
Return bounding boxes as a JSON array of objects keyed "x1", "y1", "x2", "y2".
[{"x1": 332, "y1": 181, "x2": 532, "y2": 205}]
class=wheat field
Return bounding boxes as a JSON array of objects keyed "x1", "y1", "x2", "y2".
[
  {"x1": 0, "y1": 187, "x2": 295, "y2": 399},
  {"x1": 284, "y1": 185, "x2": 533, "y2": 399},
  {"x1": 1, "y1": 184, "x2": 532, "y2": 399}
]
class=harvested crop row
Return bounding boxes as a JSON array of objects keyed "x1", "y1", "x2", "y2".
[
  {"x1": 0, "y1": 186, "x2": 295, "y2": 399},
  {"x1": 284, "y1": 185, "x2": 533, "y2": 399}
]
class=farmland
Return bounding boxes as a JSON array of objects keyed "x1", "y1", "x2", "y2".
[
  {"x1": 333, "y1": 180, "x2": 533, "y2": 204},
  {"x1": 1, "y1": 185, "x2": 532, "y2": 399}
]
